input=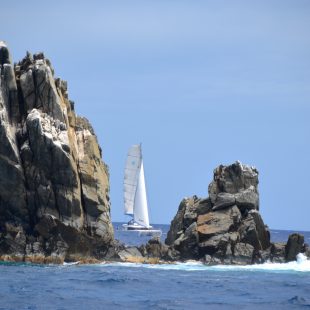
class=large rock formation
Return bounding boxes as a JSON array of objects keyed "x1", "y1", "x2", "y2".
[
  {"x1": 0, "y1": 42, "x2": 114, "y2": 263},
  {"x1": 166, "y1": 161, "x2": 308, "y2": 264}
]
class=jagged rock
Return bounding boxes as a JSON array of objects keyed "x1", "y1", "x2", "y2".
[
  {"x1": 0, "y1": 43, "x2": 29, "y2": 227},
  {"x1": 212, "y1": 192, "x2": 236, "y2": 211},
  {"x1": 173, "y1": 222, "x2": 199, "y2": 259},
  {"x1": 166, "y1": 196, "x2": 202, "y2": 245},
  {"x1": 104, "y1": 240, "x2": 125, "y2": 261},
  {"x1": 165, "y1": 199, "x2": 187, "y2": 246},
  {"x1": 31, "y1": 215, "x2": 112, "y2": 262},
  {"x1": 232, "y1": 243, "x2": 254, "y2": 265},
  {"x1": 304, "y1": 244, "x2": 310, "y2": 259},
  {"x1": 271, "y1": 243, "x2": 286, "y2": 263},
  {"x1": 145, "y1": 237, "x2": 169, "y2": 259},
  {"x1": 253, "y1": 247, "x2": 272, "y2": 264},
  {"x1": 208, "y1": 161, "x2": 259, "y2": 213},
  {"x1": 0, "y1": 223, "x2": 26, "y2": 259},
  {"x1": 235, "y1": 186, "x2": 259, "y2": 211},
  {"x1": 197, "y1": 206, "x2": 241, "y2": 241},
  {"x1": 199, "y1": 233, "x2": 231, "y2": 256},
  {"x1": 0, "y1": 41, "x2": 11, "y2": 65},
  {"x1": 166, "y1": 162, "x2": 276, "y2": 264},
  {"x1": 196, "y1": 198, "x2": 212, "y2": 215},
  {"x1": 204, "y1": 255, "x2": 222, "y2": 265},
  {"x1": 75, "y1": 116, "x2": 112, "y2": 239},
  {"x1": 166, "y1": 247, "x2": 181, "y2": 261},
  {"x1": 208, "y1": 161, "x2": 259, "y2": 199},
  {"x1": 238, "y1": 210, "x2": 270, "y2": 251},
  {"x1": 118, "y1": 247, "x2": 143, "y2": 262},
  {"x1": 285, "y1": 233, "x2": 304, "y2": 262},
  {"x1": 0, "y1": 43, "x2": 113, "y2": 262},
  {"x1": 182, "y1": 196, "x2": 200, "y2": 229}
]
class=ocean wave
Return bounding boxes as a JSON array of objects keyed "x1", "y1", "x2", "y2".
[{"x1": 102, "y1": 253, "x2": 310, "y2": 273}]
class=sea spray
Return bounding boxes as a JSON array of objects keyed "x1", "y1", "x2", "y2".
[{"x1": 101, "y1": 253, "x2": 310, "y2": 273}]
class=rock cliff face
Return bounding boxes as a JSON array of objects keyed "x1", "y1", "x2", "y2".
[
  {"x1": 0, "y1": 42, "x2": 113, "y2": 263},
  {"x1": 166, "y1": 161, "x2": 309, "y2": 264}
]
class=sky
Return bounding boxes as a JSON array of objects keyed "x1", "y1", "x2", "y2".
[{"x1": 1, "y1": 0, "x2": 310, "y2": 230}]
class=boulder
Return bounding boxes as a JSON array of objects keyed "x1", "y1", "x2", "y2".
[
  {"x1": 271, "y1": 242, "x2": 286, "y2": 263},
  {"x1": 232, "y1": 243, "x2": 254, "y2": 265},
  {"x1": 196, "y1": 198, "x2": 212, "y2": 215},
  {"x1": 165, "y1": 199, "x2": 188, "y2": 246},
  {"x1": 253, "y1": 247, "x2": 272, "y2": 264},
  {"x1": 304, "y1": 244, "x2": 310, "y2": 259},
  {"x1": 208, "y1": 161, "x2": 259, "y2": 197},
  {"x1": 238, "y1": 210, "x2": 270, "y2": 251},
  {"x1": 145, "y1": 237, "x2": 169, "y2": 259},
  {"x1": 204, "y1": 255, "x2": 222, "y2": 265},
  {"x1": 285, "y1": 233, "x2": 304, "y2": 262},
  {"x1": 197, "y1": 206, "x2": 241, "y2": 241},
  {"x1": 235, "y1": 186, "x2": 259, "y2": 211},
  {"x1": 173, "y1": 222, "x2": 199, "y2": 259},
  {"x1": 0, "y1": 41, "x2": 11, "y2": 65},
  {"x1": 199, "y1": 233, "x2": 232, "y2": 256},
  {"x1": 165, "y1": 196, "x2": 203, "y2": 245},
  {"x1": 118, "y1": 247, "x2": 143, "y2": 262},
  {"x1": 0, "y1": 223, "x2": 26, "y2": 260},
  {"x1": 212, "y1": 192, "x2": 235, "y2": 211}
]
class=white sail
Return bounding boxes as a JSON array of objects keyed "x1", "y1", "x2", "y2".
[
  {"x1": 133, "y1": 161, "x2": 150, "y2": 228},
  {"x1": 123, "y1": 144, "x2": 141, "y2": 215}
]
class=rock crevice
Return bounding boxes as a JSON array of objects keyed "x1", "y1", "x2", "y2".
[
  {"x1": 165, "y1": 161, "x2": 309, "y2": 264},
  {"x1": 0, "y1": 42, "x2": 113, "y2": 263}
]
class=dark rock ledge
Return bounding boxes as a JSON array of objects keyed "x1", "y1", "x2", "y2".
[{"x1": 0, "y1": 42, "x2": 309, "y2": 265}]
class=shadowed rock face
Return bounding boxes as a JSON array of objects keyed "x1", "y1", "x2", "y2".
[
  {"x1": 166, "y1": 161, "x2": 308, "y2": 264},
  {"x1": 0, "y1": 42, "x2": 113, "y2": 263}
]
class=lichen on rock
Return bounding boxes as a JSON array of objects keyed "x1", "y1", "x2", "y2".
[
  {"x1": 0, "y1": 42, "x2": 113, "y2": 263},
  {"x1": 166, "y1": 161, "x2": 308, "y2": 264}
]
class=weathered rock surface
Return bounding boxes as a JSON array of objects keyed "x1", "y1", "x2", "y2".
[
  {"x1": 166, "y1": 161, "x2": 308, "y2": 264},
  {"x1": 285, "y1": 233, "x2": 304, "y2": 262},
  {"x1": 0, "y1": 42, "x2": 113, "y2": 263}
]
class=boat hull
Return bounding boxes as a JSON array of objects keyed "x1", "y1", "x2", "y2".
[
  {"x1": 122, "y1": 224, "x2": 151, "y2": 230},
  {"x1": 122, "y1": 224, "x2": 162, "y2": 236}
]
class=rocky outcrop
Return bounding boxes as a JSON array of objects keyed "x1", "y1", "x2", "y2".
[
  {"x1": 285, "y1": 233, "x2": 304, "y2": 262},
  {"x1": 114, "y1": 237, "x2": 175, "y2": 264},
  {"x1": 166, "y1": 161, "x2": 308, "y2": 264},
  {"x1": 0, "y1": 42, "x2": 113, "y2": 263}
]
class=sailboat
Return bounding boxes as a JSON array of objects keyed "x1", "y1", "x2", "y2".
[{"x1": 122, "y1": 144, "x2": 161, "y2": 236}]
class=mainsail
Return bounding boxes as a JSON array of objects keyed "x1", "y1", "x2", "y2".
[
  {"x1": 123, "y1": 144, "x2": 150, "y2": 228},
  {"x1": 124, "y1": 145, "x2": 141, "y2": 215}
]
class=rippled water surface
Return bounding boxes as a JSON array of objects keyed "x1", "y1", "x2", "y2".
[{"x1": 0, "y1": 225, "x2": 309, "y2": 310}]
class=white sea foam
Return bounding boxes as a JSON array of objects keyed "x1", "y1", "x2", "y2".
[
  {"x1": 102, "y1": 253, "x2": 310, "y2": 273},
  {"x1": 212, "y1": 253, "x2": 310, "y2": 273}
]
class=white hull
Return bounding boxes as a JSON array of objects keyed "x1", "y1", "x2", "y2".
[
  {"x1": 122, "y1": 223, "x2": 162, "y2": 236},
  {"x1": 122, "y1": 223, "x2": 152, "y2": 230}
]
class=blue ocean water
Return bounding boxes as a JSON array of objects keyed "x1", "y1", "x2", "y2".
[{"x1": 0, "y1": 224, "x2": 309, "y2": 310}]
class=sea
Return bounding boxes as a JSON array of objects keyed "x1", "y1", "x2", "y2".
[{"x1": 1, "y1": 224, "x2": 310, "y2": 310}]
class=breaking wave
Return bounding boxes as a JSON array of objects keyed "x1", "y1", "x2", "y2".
[{"x1": 102, "y1": 253, "x2": 310, "y2": 273}]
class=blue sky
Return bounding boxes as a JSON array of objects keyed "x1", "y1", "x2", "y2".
[{"x1": 2, "y1": 0, "x2": 310, "y2": 230}]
